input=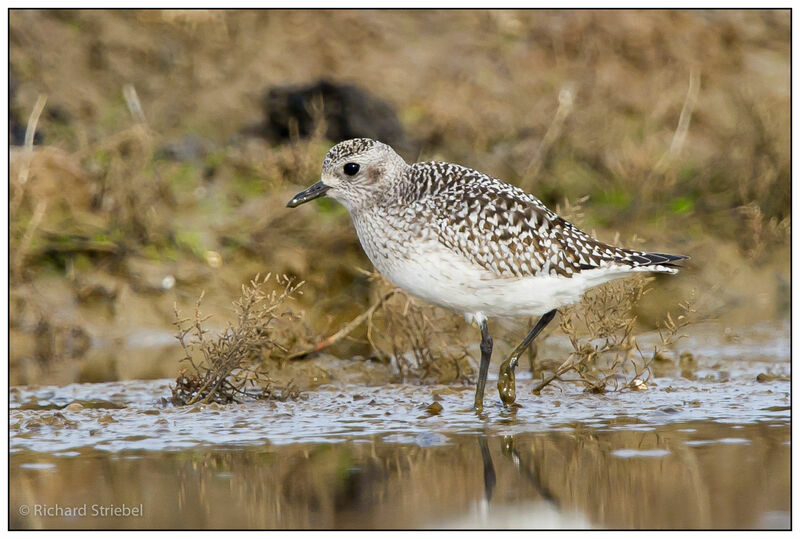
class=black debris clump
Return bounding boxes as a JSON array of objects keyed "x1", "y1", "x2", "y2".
[{"x1": 254, "y1": 79, "x2": 414, "y2": 155}]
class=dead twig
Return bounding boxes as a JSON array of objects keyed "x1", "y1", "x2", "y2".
[
  {"x1": 11, "y1": 94, "x2": 47, "y2": 216},
  {"x1": 287, "y1": 289, "x2": 397, "y2": 360},
  {"x1": 531, "y1": 355, "x2": 576, "y2": 394},
  {"x1": 653, "y1": 69, "x2": 701, "y2": 175},
  {"x1": 522, "y1": 85, "x2": 574, "y2": 187},
  {"x1": 123, "y1": 83, "x2": 148, "y2": 125}
]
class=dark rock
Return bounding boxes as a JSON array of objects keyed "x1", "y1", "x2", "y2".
[{"x1": 254, "y1": 79, "x2": 414, "y2": 154}]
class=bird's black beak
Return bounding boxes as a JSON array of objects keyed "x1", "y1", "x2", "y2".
[{"x1": 286, "y1": 181, "x2": 330, "y2": 208}]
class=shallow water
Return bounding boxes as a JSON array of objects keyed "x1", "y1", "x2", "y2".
[{"x1": 9, "y1": 321, "x2": 791, "y2": 529}]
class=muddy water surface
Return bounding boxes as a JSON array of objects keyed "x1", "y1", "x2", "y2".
[{"x1": 9, "y1": 322, "x2": 791, "y2": 529}]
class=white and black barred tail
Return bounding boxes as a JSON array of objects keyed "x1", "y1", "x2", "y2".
[{"x1": 598, "y1": 250, "x2": 689, "y2": 275}]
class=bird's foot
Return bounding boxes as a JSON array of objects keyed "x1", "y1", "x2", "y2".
[
  {"x1": 497, "y1": 358, "x2": 517, "y2": 405},
  {"x1": 473, "y1": 391, "x2": 486, "y2": 413}
]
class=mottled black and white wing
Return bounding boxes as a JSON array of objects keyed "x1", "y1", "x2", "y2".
[{"x1": 407, "y1": 162, "x2": 687, "y2": 279}]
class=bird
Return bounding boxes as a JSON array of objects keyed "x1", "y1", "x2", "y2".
[{"x1": 287, "y1": 138, "x2": 687, "y2": 410}]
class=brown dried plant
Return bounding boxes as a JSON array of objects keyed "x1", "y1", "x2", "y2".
[
  {"x1": 171, "y1": 273, "x2": 306, "y2": 405},
  {"x1": 535, "y1": 276, "x2": 697, "y2": 394},
  {"x1": 737, "y1": 202, "x2": 791, "y2": 262},
  {"x1": 655, "y1": 291, "x2": 697, "y2": 353},
  {"x1": 364, "y1": 274, "x2": 474, "y2": 384}
]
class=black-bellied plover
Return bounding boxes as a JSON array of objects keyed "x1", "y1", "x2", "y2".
[{"x1": 288, "y1": 138, "x2": 687, "y2": 410}]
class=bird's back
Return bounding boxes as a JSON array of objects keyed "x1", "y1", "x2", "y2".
[{"x1": 388, "y1": 161, "x2": 686, "y2": 281}]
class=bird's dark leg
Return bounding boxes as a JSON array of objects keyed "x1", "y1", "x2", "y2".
[
  {"x1": 497, "y1": 309, "x2": 557, "y2": 405},
  {"x1": 508, "y1": 309, "x2": 557, "y2": 370},
  {"x1": 474, "y1": 318, "x2": 493, "y2": 411}
]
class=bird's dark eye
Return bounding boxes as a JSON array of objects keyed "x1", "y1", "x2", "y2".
[{"x1": 343, "y1": 163, "x2": 360, "y2": 176}]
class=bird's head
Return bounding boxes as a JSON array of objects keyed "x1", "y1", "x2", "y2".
[{"x1": 287, "y1": 138, "x2": 407, "y2": 212}]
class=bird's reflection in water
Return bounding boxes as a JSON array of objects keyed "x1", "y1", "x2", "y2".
[
  {"x1": 477, "y1": 434, "x2": 558, "y2": 510},
  {"x1": 478, "y1": 436, "x2": 496, "y2": 502},
  {"x1": 500, "y1": 435, "x2": 559, "y2": 508}
]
